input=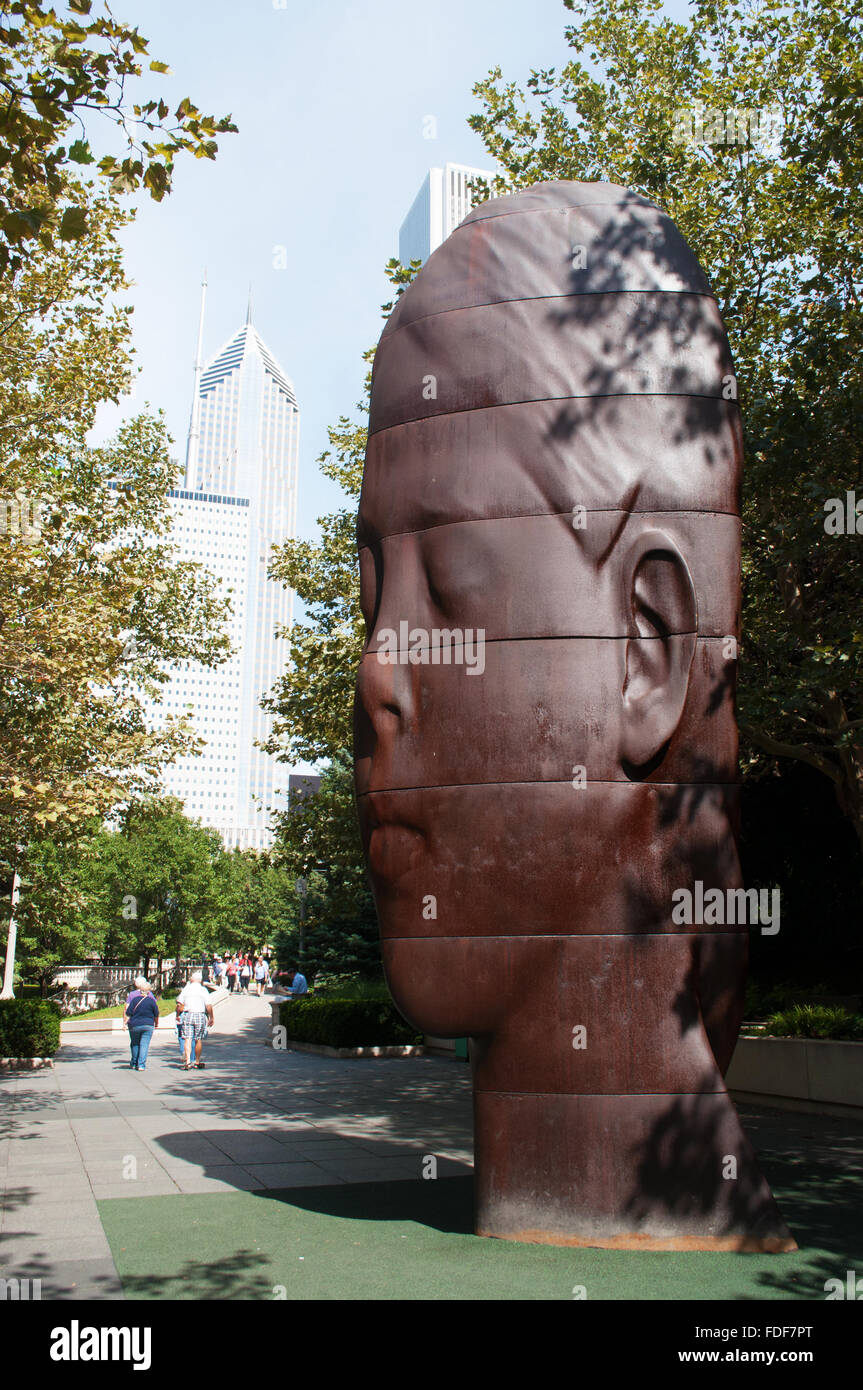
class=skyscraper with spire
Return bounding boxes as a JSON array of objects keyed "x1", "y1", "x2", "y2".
[{"x1": 147, "y1": 288, "x2": 300, "y2": 849}]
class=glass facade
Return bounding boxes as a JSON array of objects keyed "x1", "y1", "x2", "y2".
[
  {"x1": 146, "y1": 318, "x2": 299, "y2": 850},
  {"x1": 398, "y1": 162, "x2": 496, "y2": 266}
]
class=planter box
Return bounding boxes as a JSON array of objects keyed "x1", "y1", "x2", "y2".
[
  {"x1": 60, "y1": 985, "x2": 229, "y2": 1034},
  {"x1": 270, "y1": 1001, "x2": 423, "y2": 1057},
  {"x1": 277, "y1": 1039, "x2": 425, "y2": 1059},
  {"x1": 0, "y1": 1057, "x2": 55, "y2": 1069},
  {"x1": 424, "y1": 1035, "x2": 470, "y2": 1061},
  {"x1": 61, "y1": 1017, "x2": 126, "y2": 1033},
  {"x1": 727, "y1": 1036, "x2": 863, "y2": 1116}
]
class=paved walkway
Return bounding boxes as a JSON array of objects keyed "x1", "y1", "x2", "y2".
[
  {"x1": 2, "y1": 992, "x2": 862, "y2": 1300},
  {"x1": 0, "y1": 991, "x2": 472, "y2": 1298}
]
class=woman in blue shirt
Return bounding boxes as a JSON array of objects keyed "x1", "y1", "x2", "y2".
[{"x1": 123, "y1": 977, "x2": 160, "y2": 1070}]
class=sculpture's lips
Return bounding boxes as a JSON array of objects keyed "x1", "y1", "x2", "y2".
[
  {"x1": 367, "y1": 822, "x2": 425, "y2": 882},
  {"x1": 361, "y1": 797, "x2": 426, "y2": 882}
]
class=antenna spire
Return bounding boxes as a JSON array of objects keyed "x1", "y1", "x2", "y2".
[{"x1": 184, "y1": 268, "x2": 208, "y2": 490}]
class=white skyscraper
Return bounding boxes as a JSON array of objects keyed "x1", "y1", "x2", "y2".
[
  {"x1": 399, "y1": 162, "x2": 497, "y2": 266},
  {"x1": 150, "y1": 295, "x2": 299, "y2": 850}
]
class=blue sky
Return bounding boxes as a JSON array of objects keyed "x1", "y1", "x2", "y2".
[
  {"x1": 87, "y1": 0, "x2": 690, "y2": 779},
  {"x1": 94, "y1": 0, "x2": 579, "y2": 529}
]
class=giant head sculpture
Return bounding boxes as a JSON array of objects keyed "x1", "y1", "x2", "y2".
[{"x1": 354, "y1": 180, "x2": 795, "y2": 1250}]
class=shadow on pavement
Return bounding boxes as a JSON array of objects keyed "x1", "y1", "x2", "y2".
[{"x1": 253, "y1": 1175, "x2": 475, "y2": 1235}]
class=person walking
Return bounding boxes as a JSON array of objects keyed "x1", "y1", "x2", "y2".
[
  {"x1": 253, "y1": 957, "x2": 268, "y2": 996},
  {"x1": 176, "y1": 970, "x2": 215, "y2": 1070},
  {"x1": 226, "y1": 956, "x2": 238, "y2": 992},
  {"x1": 240, "y1": 957, "x2": 252, "y2": 993},
  {"x1": 122, "y1": 976, "x2": 160, "y2": 1070}
]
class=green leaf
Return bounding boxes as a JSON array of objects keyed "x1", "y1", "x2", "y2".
[
  {"x1": 58, "y1": 206, "x2": 88, "y2": 240},
  {"x1": 68, "y1": 139, "x2": 94, "y2": 165}
]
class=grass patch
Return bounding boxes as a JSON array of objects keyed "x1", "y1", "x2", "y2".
[{"x1": 67, "y1": 995, "x2": 182, "y2": 1020}]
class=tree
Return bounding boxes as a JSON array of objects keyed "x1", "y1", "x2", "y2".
[
  {"x1": 1, "y1": 405, "x2": 233, "y2": 870},
  {"x1": 0, "y1": 0, "x2": 236, "y2": 277},
  {"x1": 262, "y1": 355, "x2": 372, "y2": 767},
  {"x1": 270, "y1": 753, "x2": 380, "y2": 980},
  {"x1": 209, "y1": 847, "x2": 299, "y2": 955},
  {"x1": 94, "y1": 798, "x2": 230, "y2": 976},
  {"x1": 468, "y1": 0, "x2": 863, "y2": 856},
  {"x1": 263, "y1": 262, "x2": 421, "y2": 766},
  {"x1": 0, "y1": 4, "x2": 236, "y2": 983},
  {"x1": 263, "y1": 269, "x2": 424, "y2": 979},
  {"x1": 9, "y1": 820, "x2": 111, "y2": 992}
]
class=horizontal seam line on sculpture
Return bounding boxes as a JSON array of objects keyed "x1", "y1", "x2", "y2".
[
  {"x1": 367, "y1": 396, "x2": 740, "y2": 438},
  {"x1": 356, "y1": 780, "x2": 736, "y2": 793},
  {"x1": 456, "y1": 198, "x2": 664, "y2": 225},
  {"x1": 358, "y1": 631, "x2": 721, "y2": 650},
  {"x1": 367, "y1": 390, "x2": 738, "y2": 438},
  {"x1": 384, "y1": 286, "x2": 717, "y2": 335},
  {"x1": 471, "y1": 1089, "x2": 728, "y2": 1097},
  {"x1": 380, "y1": 933, "x2": 748, "y2": 940},
  {"x1": 357, "y1": 509, "x2": 739, "y2": 547}
]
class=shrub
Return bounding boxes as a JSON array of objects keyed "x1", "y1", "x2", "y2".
[
  {"x1": 279, "y1": 997, "x2": 420, "y2": 1049},
  {"x1": 0, "y1": 999, "x2": 62, "y2": 1056},
  {"x1": 762, "y1": 1004, "x2": 863, "y2": 1040},
  {"x1": 312, "y1": 973, "x2": 390, "y2": 1002}
]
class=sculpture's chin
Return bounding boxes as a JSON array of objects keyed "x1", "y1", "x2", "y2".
[{"x1": 381, "y1": 937, "x2": 507, "y2": 1038}]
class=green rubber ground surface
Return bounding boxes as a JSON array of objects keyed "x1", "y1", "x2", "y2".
[{"x1": 98, "y1": 1158, "x2": 863, "y2": 1301}]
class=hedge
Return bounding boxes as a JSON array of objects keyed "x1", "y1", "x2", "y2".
[
  {"x1": 762, "y1": 1004, "x2": 863, "y2": 1040},
  {"x1": 0, "y1": 999, "x2": 62, "y2": 1057},
  {"x1": 279, "y1": 997, "x2": 420, "y2": 1049}
]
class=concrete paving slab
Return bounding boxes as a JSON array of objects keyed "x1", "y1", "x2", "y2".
[
  {"x1": 4, "y1": 1156, "x2": 88, "y2": 1178},
  {"x1": 310, "y1": 1155, "x2": 429, "y2": 1182},
  {"x1": 168, "y1": 1167, "x2": 266, "y2": 1195},
  {"x1": 1, "y1": 1232, "x2": 116, "y2": 1262},
  {"x1": 279, "y1": 1138, "x2": 377, "y2": 1159},
  {"x1": 1, "y1": 1197, "x2": 104, "y2": 1235},
  {"x1": 201, "y1": 1133, "x2": 299, "y2": 1163},
  {"x1": 241, "y1": 1163, "x2": 345, "y2": 1188},
  {"x1": 243, "y1": 1120, "x2": 321, "y2": 1138},
  {"x1": 145, "y1": 1133, "x2": 236, "y2": 1163},
  {"x1": 84, "y1": 1158, "x2": 168, "y2": 1182},
  {"x1": 65, "y1": 1101, "x2": 122, "y2": 1118},
  {"x1": 40, "y1": 1258, "x2": 124, "y2": 1300},
  {"x1": 2, "y1": 1175, "x2": 93, "y2": 1202},
  {"x1": 90, "y1": 1181, "x2": 181, "y2": 1200}
]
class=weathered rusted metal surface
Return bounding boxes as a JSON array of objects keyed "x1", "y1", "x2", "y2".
[
  {"x1": 359, "y1": 512, "x2": 740, "y2": 638},
  {"x1": 381, "y1": 184, "x2": 713, "y2": 332},
  {"x1": 354, "y1": 179, "x2": 795, "y2": 1250},
  {"x1": 355, "y1": 637, "x2": 737, "y2": 789},
  {"x1": 358, "y1": 783, "x2": 745, "y2": 939},
  {"x1": 472, "y1": 1092, "x2": 795, "y2": 1251},
  {"x1": 361, "y1": 397, "x2": 743, "y2": 531}
]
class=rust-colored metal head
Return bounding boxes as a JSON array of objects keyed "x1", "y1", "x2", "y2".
[{"x1": 354, "y1": 180, "x2": 794, "y2": 1250}]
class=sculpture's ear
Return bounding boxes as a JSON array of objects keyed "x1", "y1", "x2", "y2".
[{"x1": 619, "y1": 529, "x2": 697, "y2": 772}]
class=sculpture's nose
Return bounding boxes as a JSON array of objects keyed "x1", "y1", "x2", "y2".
[
  {"x1": 354, "y1": 627, "x2": 423, "y2": 798},
  {"x1": 354, "y1": 534, "x2": 428, "y2": 792}
]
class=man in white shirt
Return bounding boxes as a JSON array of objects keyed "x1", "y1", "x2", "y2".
[{"x1": 176, "y1": 971, "x2": 215, "y2": 1070}]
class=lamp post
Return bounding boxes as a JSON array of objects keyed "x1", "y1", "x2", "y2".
[
  {"x1": 1, "y1": 858, "x2": 22, "y2": 999},
  {"x1": 295, "y1": 877, "x2": 308, "y2": 966},
  {"x1": 1, "y1": 844, "x2": 26, "y2": 999}
]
